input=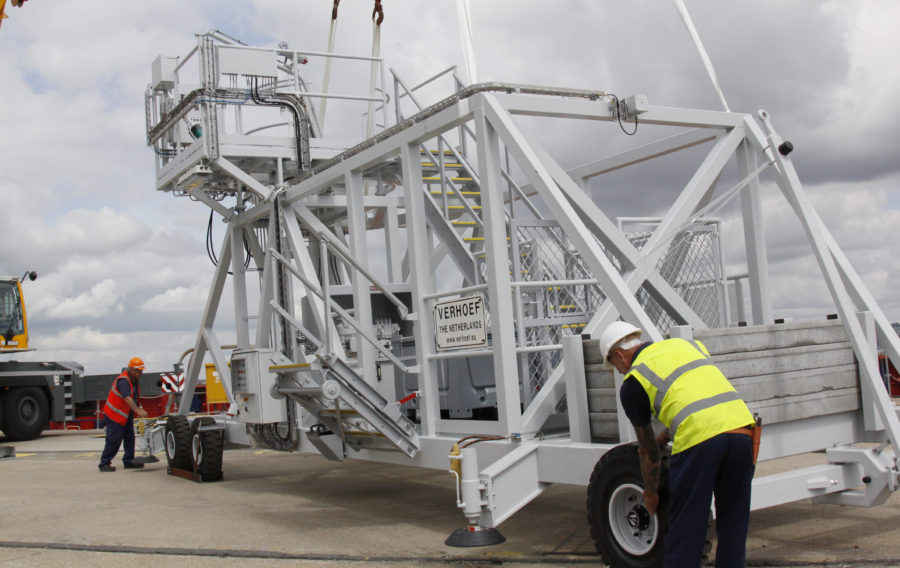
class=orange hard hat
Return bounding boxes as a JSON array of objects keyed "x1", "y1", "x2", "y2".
[{"x1": 128, "y1": 357, "x2": 145, "y2": 370}]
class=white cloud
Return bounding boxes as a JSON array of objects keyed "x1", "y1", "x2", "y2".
[
  {"x1": 141, "y1": 283, "x2": 209, "y2": 313},
  {"x1": 2, "y1": 0, "x2": 899, "y2": 376},
  {"x1": 46, "y1": 278, "x2": 124, "y2": 319},
  {"x1": 39, "y1": 325, "x2": 128, "y2": 352}
]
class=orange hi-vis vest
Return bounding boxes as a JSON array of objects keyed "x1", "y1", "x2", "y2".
[{"x1": 103, "y1": 372, "x2": 136, "y2": 426}]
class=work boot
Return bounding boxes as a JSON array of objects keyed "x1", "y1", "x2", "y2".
[
  {"x1": 98, "y1": 464, "x2": 116, "y2": 472},
  {"x1": 123, "y1": 462, "x2": 145, "y2": 469}
]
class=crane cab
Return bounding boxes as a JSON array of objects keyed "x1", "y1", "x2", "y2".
[{"x1": 0, "y1": 274, "x2": 33, "y2": 352}]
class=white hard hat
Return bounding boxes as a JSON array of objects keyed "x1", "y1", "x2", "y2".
[{"x1": 598, "y1": 321, "x2": 643, "y2": 368}]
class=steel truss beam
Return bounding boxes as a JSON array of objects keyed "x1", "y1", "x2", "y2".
[{"x1": 161, "y1": 75, "x2": 898, "y2": 532}]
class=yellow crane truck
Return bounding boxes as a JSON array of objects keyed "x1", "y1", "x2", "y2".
[{"x1": 0, "y1": 272, "x2": 84, "y2": 440}]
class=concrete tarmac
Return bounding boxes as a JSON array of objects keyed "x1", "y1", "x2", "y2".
[{"x1": 2, "y1": 430, "x2": 899, "y2": 567}]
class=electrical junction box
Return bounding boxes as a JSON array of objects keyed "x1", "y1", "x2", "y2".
[
  {"x1": 151, "y1": 55, "x2": 177, "y2": 92},
  {"x1": 216, "y1": 45, "x2": 277, "y2": 82},
  {"x1": 623, "y1": 94, "x2": 649, "y2": 119},
  {"x1": 230, "y1": 348, "x2": 285, "y2": 424}
]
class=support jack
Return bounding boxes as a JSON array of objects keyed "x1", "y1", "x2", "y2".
[{"x1": 445, "y1": 525, "x2": 505, "y2": 547}]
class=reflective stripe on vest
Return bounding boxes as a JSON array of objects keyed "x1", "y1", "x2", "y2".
[
  {"x1": 631, "y1": 339, "x2": 714, "y2": 413},
  {"x1": 103, "y1": 372, "x2": 135, "y2": 426},
  {"x1": 626, "y1": 338, "x2": 753, "y2": 454}
]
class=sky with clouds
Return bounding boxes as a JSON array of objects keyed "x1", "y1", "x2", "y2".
[{"x1": 1, "y1": 0, "x2": 898, "y2": 374}]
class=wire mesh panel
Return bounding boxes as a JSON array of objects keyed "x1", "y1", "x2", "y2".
[
  {"x1": 511, "y1": 219, "x2": 726, "y2": 400},
  {"x1": 512, "y1": 221, "x2": 600, "y2": 401},
  {"x1": 624, "y1": 221, "x2": 725, "y2": 329}
]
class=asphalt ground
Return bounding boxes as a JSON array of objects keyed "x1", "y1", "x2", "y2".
[{"x1": 1, "y1": 430, "x2": 899, "y2": 567}]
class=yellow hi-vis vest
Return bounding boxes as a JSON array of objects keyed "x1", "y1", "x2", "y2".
[{"x1": 626, "y1": 338, "x2": 754, "y2": 454}]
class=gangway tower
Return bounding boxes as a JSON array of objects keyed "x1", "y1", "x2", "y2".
[{"x1": 145, "y1": 30, "x2": 900, "y2": 562}]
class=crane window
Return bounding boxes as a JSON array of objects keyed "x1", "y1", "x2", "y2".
[{"x1": 0, "y1": 281, "x2": 25, "y2": 336}]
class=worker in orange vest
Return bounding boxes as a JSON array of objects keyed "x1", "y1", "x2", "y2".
[{"x1": 98, "y1": 357, "x2": 149, "y2": 472}]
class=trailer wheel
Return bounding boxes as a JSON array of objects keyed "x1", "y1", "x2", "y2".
[
  {"x1": 191, "y1": 417, "x2": 223, "y2": 481},
  {"x1": 165, "y1": 415, "x2": 192, "y2": 470},
  {"x1": 587, "y1": 442, "x2": 668, "y2": 568},
  {"x1": 2, "y1": 387, "x2": 49, "y2": 441}
]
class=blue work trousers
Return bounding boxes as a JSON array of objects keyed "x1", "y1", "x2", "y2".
[
  {"x1": 99, "y1": 419, "x2": 135, "y2": 466},
  {"x1": 665, "y1": 432, "x2": 754, "y2": 568}
]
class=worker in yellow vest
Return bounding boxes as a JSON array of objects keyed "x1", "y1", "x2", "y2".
[{"x1": 599, "y1": 321, "x2": 757, "y2": 568}]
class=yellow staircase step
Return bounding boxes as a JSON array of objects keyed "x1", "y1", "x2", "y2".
[
  {"x1": 421, "y1": 162, "x2": 464, "y2": 168},
  {"x1": 422, "y1": 176, "x2": 474, "y2": 182},
  {"x1": 430, "y1": 190, "x2": 481, "y2": 197}
]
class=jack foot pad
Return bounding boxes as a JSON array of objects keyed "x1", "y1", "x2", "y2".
[{"x1": 444, "y1": 526, "x2": 505, "y2": 547}]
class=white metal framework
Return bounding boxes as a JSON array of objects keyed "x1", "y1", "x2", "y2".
[{"x1": 144, "y1": 32, "x2": 900, "y2": 539}]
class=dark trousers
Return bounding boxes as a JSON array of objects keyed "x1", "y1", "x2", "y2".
[
  {"x1": 99, "y1": 419, "x2": 135, "y2": 466},
  {"x1": 665, "y1": 432, "x2": 754, "y2": 568}
]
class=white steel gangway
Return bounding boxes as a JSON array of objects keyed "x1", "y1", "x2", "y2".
[{"x1": 142, "y1": 30, "x2": 900, "y2": 563}]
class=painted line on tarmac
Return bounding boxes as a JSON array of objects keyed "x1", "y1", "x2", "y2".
[
  {"x1": 73, "y1": 452, "x2": 100, "y2": 458},
  {"x1": 6, "y1": 452, "x2": 99, "y2": 459},
  {"x1": 0, "y1": 540, "x2": 602, "y2": 565}
]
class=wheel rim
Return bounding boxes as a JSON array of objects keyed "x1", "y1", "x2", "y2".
[
  {"x1": 166, "y1": 430, "x2": 177, "y2": 460},
  {"x1": 607, "y1": 482, "x2": 659, "y2": 556},
  {"x1": 192, "y1": 433, "x2": 203, "y2": 466},
  {"x1": 17, "y1": 397, "x2": 37, "y2": 425}
]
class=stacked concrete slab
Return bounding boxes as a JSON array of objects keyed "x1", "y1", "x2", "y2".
[{"x1": 585, "y1": 319, "x2": 859, "y2": 443}]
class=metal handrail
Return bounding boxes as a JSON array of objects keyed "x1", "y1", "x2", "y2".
[{"x1": 268, "y1": 249, "x2": 413, "y2": 375}]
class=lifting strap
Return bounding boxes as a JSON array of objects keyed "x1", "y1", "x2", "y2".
[
  {"x1": 366, "y1": 0, "x2": 383, "y2": 138},
  {"x1": 318, "y1": 0, "x2": 341, "y2": 130},
  {"x1": 455, "y1": 0, "x2": 478, "y2": 85},
  {"x1": 671, "y1": 0, "x2": 730, "y2": 112}
]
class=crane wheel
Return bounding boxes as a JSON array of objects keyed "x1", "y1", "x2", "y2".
[
  {"x1": 191, "y1": 417, "x2": 223, "y2": 481},
  {"x1": 2, "y1": 387, "x2": 49, "y2": 441},
  {"x1": 164, "y1": 415, "x2": 192, "y2": 470},
  {"x1": 586, "y1": 442, "x2": 669, "y2": 568}
]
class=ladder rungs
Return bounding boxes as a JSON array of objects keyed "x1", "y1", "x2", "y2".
[
  {"x1": 430, "y1": 190, "x2": 481, "y2": 196},
  {"x1": 423, "y1": 176, "x2": 474, "y2": 182},
  {"x1": 319, "y1": 408, "x2": 360, "y2": 416},
  {"x1": 270, "y1": 363, "x2": 312, "y2": 371},
  {"x1": 344, "y1": 430, "x2": 387, "y2": 439},
  {"x1": 421, "y1": 162, "x2": 464, "y2": 168}
]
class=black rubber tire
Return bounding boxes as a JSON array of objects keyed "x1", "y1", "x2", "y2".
[
  {"x1": 587, "y1": 442, "x2": 669, "y2": 568},
  {"x1": 190, "y1": 417, "x2": 214, "y2": 469},
  {"x1": 198, "y1": 429, "x2": 224, "y2": 481},
  {"x1": 165, "y1": 415, "x2": 192, "y2": 470},
  {"x1": 190, "y1": 417, "x2": 223, "y2": 480},
  {"x1": 2, "y1": 387, "x2": 49, "y2": 441}
]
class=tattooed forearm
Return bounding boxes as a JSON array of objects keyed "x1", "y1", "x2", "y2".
[{"x1": 635, "y1": 423, "x2": 661, "y2": 494}]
